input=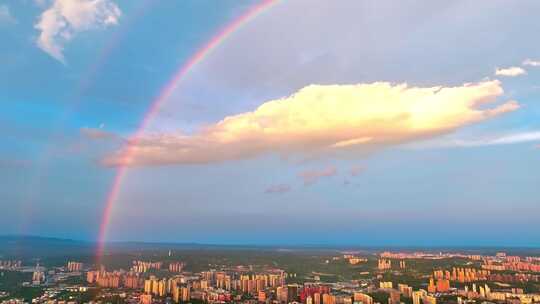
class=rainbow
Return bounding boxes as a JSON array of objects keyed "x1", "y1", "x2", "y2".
[{"x1": 96, "y1": 0, "x2": 280, "y2": 259}]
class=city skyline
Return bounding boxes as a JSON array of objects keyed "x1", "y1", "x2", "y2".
[{"x1": 1, "y1": 0, "x2": 540, "y2": 246}]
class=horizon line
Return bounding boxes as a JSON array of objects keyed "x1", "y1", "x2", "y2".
[{"x1": 2, "y1": 234, "x2": 540, "y2": 250}]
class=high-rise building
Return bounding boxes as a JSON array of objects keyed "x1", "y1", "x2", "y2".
[
  {"x1": 428, "y1": 278, "x2": 437, "y2": 293},
  {"x1": 277, "y1": 286, "x2": 288, "y2": 303},
  {"x1": 287, "y1": 284, "x2": 299, "y2": 303},
  {"x1": 388, "y1": 290, "x2": 401, "y2": 304},
  {"x1": 423, "y1": 295, "x2": 437, "y2": 304},
  {"x1": 140, "y1": 294, "x2": 152, "y2": 304},
  {"x1": 258, "y1": 291, "x2": 267, "y2": 302},
  {"x1": 313, "y1": 292, "x2": 321, "y2": 304},
  {"x1": 67, "y1": 262, "x2": 83, "y2": 272},
  {"x1": 323, "y1": 293, "x2": 336, "y2": 304},
  {"x1": 32, "y1": 270, "x2": 45, "y2": 285},
  {"x1": 398, "y1": 284, "x2": 413, "y2": 297},
  {"x1": 399, "y1": 260, "x2": 406, "y2": 269},
  {"x1": 378, "y1": 259, "x2": 392, "y2": 270},
  {"x1": 412, "y1": 290, "x2": 427, "y2": 304},
  {"x1": 436, "y1": 279, "x2": 450, "y2": 292},
  {"x1": 353, "y1": 292, "x2": 373, "y2": 304},
  {"x1": 181, "y1": 286, "x2": 190, "y2": 302}
]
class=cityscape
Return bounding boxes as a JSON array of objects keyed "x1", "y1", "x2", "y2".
[
  {"x1": 2, "y1": 1, "x2": 540, "y2": 304},
  {"x1": 1, "y1": 239, "x2": 540, "y2": 304}
]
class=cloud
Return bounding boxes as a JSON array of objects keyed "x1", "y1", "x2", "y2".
[
  {"x1": 34, "y1": 0, "x2": 121, "y2": 63},
  {"x1": 298, "y1": 166, "x2": 337, "y2": 185},
  {"x1": 264, "y1": 184, "x2": 291, "y2": 194},
  {"x1": 523, "y1": 59, "x2": 540, "y2": 67},
  {"x1": 104, "y1": 80, "x2": 518, "y2": 167},
  {"x1": 495, "y1": 66, "x2": 527, "y2": 77},
  {"x1": 350, "y1": 166, "x2": 363, "y2": 176},
  {"x1": 0, "y1": 5, "x2": 16, "y2": 24},
  {"x1": 408, "y1": 131, "x2": 540, "y2": 149},
  {"x1": 80, "y1": 127, "x2": 120, "y2": 141}
]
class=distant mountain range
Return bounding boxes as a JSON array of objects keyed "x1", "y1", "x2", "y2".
[
  {"x1": 1, "y1": 235, "x2": 539, "y2": 259},
  {"x1": 0, "y1": 235, "x2": 94, "y2": 258}
]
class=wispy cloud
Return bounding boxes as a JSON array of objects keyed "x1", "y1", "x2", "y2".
[
  {"x1": 349, "y1": 165, "x2": 363, "y2": 176},
  {"x1": 299, "y1": 166, "x2": 337, "y2": 185},
  {"x1": 495, "y1": 66, "x2": 527, "y2": 77},
  {"x1": 80, "y1": 127, "x2": 121, "y2": 141},
  {"x1": 34, "y1": 0, "x2": 121, "y2": 63},
  {"x1": 523, "y1": 59, "x2": 540, "y2": 67},
  {"x1": 264, "y1": 184, "x2": 291, "y2": 194},
  {"x1": 105, "y1": 80, "x2": 518, "y2": 167},
  {"x1": 0, "y1": 5, "x2": 16, "y2": 24},
  {"x1": 410, "y1": 131, "x2": 540, "y2": 149}
]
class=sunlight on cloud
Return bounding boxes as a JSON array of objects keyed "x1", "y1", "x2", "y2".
[
  {"x1": 495, "y1": 66, "x2": 527, "y2": 77},
  {"x1": 34, "y1": 0, "x2": 121, "y2": 63},
  {"x1": 298, "y1": 166, "x2": 337, "y2": 185},
  {"x1": 104, "y1": 80, "x2": 518, "y2": 166}
]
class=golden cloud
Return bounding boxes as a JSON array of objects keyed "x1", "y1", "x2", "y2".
[{"x1": 105, "y1": 80, "x2": 518, "y2": 166}]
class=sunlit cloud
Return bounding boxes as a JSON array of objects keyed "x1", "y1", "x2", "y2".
[
  {"x1": 523, "y1": 59, "x2": 540, "y2": 67},
  {"x1": 495, "y1": 66, "x2": 527, "y2": 77},
  {"x1": 34, "y1": 0, "x2": 121, "y2": 63},
  {"x1": 264, "y1": 184, "x2": 291, "y2": 194},
  {"x1": 104, "y1": 80, "x2": 518, "y2": 167},
  {"x1": 350, "y1": 166, "x2": 363, "y2": 177},
  {"x1": 298, "y1": 166, "x2": 337, "y2": 185}
]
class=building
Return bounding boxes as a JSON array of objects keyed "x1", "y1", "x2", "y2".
[
  {"x1": 423, "y1": 295, "x2": 437, "y2": 304},
  {"x1": 67, "y1": 262, "x2": 83, "y2": 272},
  {"x1": 436, "y1": 279, "x2": 450, "y2": 292},
  {"x1": 140, "y1": 294, "x2": 152, "y2": 304},
  {"x1": 388, "y1": 290, "x2": 401, "y2": 304},
  {"x1": 428, "y1": 278, "x2": 437, "y2": 293},
  {"x1": 353, "y1": 292, "x2": 373, "y2": 304},
  {"x1": 32, "y1": 271, "x2": 45, "y2": 285},
  {"x1": 398, "y1": 284, "x2": 413, "y2": 297},
  {"x1": 378, "y1": 259, "x2": 392, "y2": 270},
  {"x1": 412, "y1": 290, "x2": 427, "y2": 304}
]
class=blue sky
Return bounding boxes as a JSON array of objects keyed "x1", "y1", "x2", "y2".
[{"x1": 1, "y1": 0, "x2": 539, "y2": 246}]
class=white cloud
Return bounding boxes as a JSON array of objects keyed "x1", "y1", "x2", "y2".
[
  {"x1": 495, "y1": 66, "x2": 527, "y2": 77},
  {"x1": 0, "y1": 5, "x2": 16, "y2": 24},
  {"x1": 413, "y1": 131, "x2": 540, "y2": 149},
  {"x1": 104, "y1": 80, "x2": 518, "y2": 167},
  {"x1": 34, "y1": 0, "x2": 121, "y2": 63},
  {"x1": 523, "y1": 59, "x2": 540, "y2": 67}
]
